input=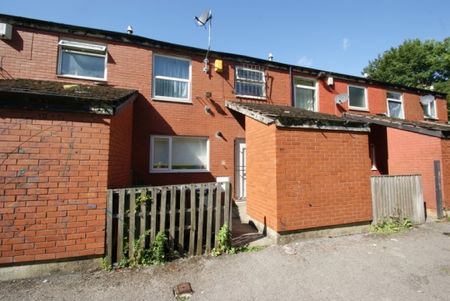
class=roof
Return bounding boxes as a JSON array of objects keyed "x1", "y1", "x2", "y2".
[
  {"x1": 225, "y1": 101, "x2": 369, "y2": 132},
  {"x1": 344, "y1": 112, "x2": 450, "y2": 139},
  {"x1": 0, "y1": 13, "x2": 445, "y2": 99},
  {"x1": 0, "y1": 79, "x2": 138, "y2": 115}
]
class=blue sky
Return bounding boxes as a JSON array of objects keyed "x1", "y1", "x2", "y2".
[{"x1": 2, "y1": 0, "x2": 449, "y2": 76}]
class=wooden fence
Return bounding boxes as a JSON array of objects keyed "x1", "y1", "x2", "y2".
[
  {"x1": 371, "y1": 175, "x2": 425, "y2": 225},
  {"x1": 106, "y1": 182, "x2": 231, "y2": 265}
]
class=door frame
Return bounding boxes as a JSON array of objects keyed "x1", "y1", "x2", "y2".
[{"x1": 234, "y1": 138, "x2": 246, "y2": 200}]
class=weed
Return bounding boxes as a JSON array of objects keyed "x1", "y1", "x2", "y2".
[
  {"x1": 120, "y1": 230, "x2": 168, "y2": 268},
  {"x1": 370, "y1": 217, "x2": 412, "y2": 234},
  {"x1": 211, "y1": 224, "x2": 265, "y2": 256},
  {"x1": 211, "y1": 223, "x2": 234, "y2": 256},
  {"x1": 100, "y1": 257, "x2": 112, "y2": 271}
]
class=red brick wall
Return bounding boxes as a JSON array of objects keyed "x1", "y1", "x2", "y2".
[
  {"x1": 0, "y1": 109, "x2": 110, "y2": 265},
  {"x1": 440, "y1": 140, "x2": 450, "y2": 209},
  {"x1": 245, "y1": 117, "x2": 278, "y2": 230},
  {"x1": 108, "y1": 102, "x2": 134, "y2": 188},
  {"x1": 386, "y1": 128, "x2": 443, "y2": 210},
  {"x1": 2, "y1": 27, "x2": 446, "y2": 195},
  {"x1": 275, "y1": 128, "x2": 372, "y2": 232},
  {"x1": 246, "y1": 116, "x2": 372, "y2": 233}
]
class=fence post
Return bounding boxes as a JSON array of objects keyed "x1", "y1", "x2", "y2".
[
  {"x1": 129, "y1": 188, "x2": 136, "y2": 259},
  {"x1": 434, "y1": 160, "x2": 444, "y2": 219},
  {"x1": 117, "y1": 189, "x2": 125, "y2": 263},
  {"x1": 106, "y1": 190, "x2": 113, "y2": 265}
]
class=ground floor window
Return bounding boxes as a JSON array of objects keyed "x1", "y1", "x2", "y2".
[{"x1": 150, "y1": 135, "x2": 209, "y2": 172}]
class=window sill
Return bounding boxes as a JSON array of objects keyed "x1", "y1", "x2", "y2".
[
  {"x1": 424, "y1": 116, "x2": 439, "y2": 121},
  {"x1": 236, "y1": 95, "x2": 267, "y2": 101},
  {"x1": 152, "y1": 97, "x2": 192, "y2": 104},
  {"x1": 349, "y1": 107, "x2": 369, "y2": 112},
  {"x1": 150, "y1": 169, "x2": 210, "y2": 174},
  {"x1": 57, "y1": 74, "x2": 107, "y2": 82}
]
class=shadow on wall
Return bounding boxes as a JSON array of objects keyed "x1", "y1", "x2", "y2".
[{"x1": 131, "y1": 95, "x2": 216, "y2": 186}]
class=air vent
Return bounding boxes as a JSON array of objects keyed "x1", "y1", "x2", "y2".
[{"x1": 0, "y1": 23, "x2": 13, "y2": 40}]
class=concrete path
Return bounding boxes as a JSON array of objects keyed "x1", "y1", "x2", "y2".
[{"x1": 1, "y1": 221, "x2": 450, "y2": 301}]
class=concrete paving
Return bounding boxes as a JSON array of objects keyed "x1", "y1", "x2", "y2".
[{"x1": 1, "y1": 221, "x2": 450, "y2": 301}]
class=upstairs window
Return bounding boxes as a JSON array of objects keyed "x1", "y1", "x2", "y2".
[
  {"x1": 153, "y1": 54, "x2": 191, "y2": 102},
  {"x1": 423, "y1": 100, "x2": 437, "y2": 119},
  {"x1": 150, "y1": 135, "x2": 209, "y2": 173},
  {"x1": 235, "y1": 66, "x2": 266, "y2": 99},
  {"x1": 294, "y1": 77, "x2": 317, "y2": 111},
  {"x1": 387, "y1": 91, "x2": 404, "y2": 118},
  {"x1": 348, "y1": 85, "x2": 368, "y2": 110},
  {"x1": 58, "y1": 40, "x2": 107, "y2": 80}
]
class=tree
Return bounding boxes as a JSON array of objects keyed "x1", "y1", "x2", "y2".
[{"x1": 363, "y1": 38, "x2": 450, "y2": 113}]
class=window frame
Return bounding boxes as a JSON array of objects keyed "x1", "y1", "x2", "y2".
[
  {"x1": 348, "y1": 85, "x2": 368, "y2": 111},
  {"x1": 57, "y1": 39, "x2": 108, "y2": 81},
  {"x1": 386, "y1": 91, "x2": 404, "y2": 119},
  {"x1": 234, "y1": 66, "x2": 266, "y2": 99},
  {"x1": 149, "y1": 135, "x2": 209, "y2": 173},
  {"x1": 152, "y1": 54, "x2": 192, "y2": 103},
  {"x1": 422, "y1": 100, "x2": 438, "y2": 119},
  {"x1": 293, "y1": 76, "x2": 319, "y2": 112}
]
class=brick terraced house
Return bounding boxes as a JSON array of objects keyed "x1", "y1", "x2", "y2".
[{"x1": 0, "y1": 14, "x2": 448, "y2": 265}]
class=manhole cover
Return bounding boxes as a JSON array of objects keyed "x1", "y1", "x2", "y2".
[{"x1": 174, "y1": 282, "x2": 193, "y2": 299}]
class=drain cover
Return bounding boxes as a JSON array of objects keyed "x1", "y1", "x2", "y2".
[
  {"x1": 174, "y1": 282, "x2": 193, "y2": 298},
  {"x1": 443, "y1": 232, "x2": 450, "y2": 237}
]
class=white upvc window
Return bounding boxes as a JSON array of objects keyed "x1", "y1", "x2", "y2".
[
  {"x1": 57, "y1": 40, "x2": 108, "y2": 81},
  {"x1": 294, "y1": 77, "x2": 317, "y2": 111},
  {"x1": 387, "y1": 91, "x2": 404, "y2": 119},
  {"x1": 150, "y1": 135, "x2": 209, "y2": 173},
  {"x1": 235, "y1": 66, "x2": 266, "y2": 99},
  {"x1": 423, "y1": 101, "x2": 437, "y2": 119},
  {"x1": 153, "y1": 54, "x2": 191, "y2": 103},
  {"x1": 348, "y1": 85, "x2": 368, "y2": 110}
]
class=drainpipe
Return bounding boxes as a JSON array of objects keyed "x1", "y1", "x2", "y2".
[{"x1": 289, "y1": 66, "x2": 293, "y2": 107}]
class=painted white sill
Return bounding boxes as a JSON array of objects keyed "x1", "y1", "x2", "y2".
[
  {"x1": 349, "y1": 106, "x2": 369, "y2": 112},
  {"x1": 57, "y1": 74, "x2": 107, "y2": 82},
  {"x1": 150, "y1": 169, "x2": 209, "y2": 174},
  {"x1": 236, "y1": 95, "x2": 267, "y2": 100},
  {"x1": 152, "y1": 97, "x2": 192, "y2": 104}
]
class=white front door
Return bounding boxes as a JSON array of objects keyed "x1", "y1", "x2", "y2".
[{"x1": 235, "y1": 139, "x2": 246, "y2": 200}]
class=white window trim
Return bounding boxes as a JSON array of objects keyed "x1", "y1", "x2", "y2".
[
  {"x1": 293, "y1": 76, "x2": 319, "y2": 112},
  {"x1": 152, "y1": 54, "x2": 192, "y2": 103},
  {"x1": 386, "y1": 91, "x2": 404, "y2": 119},
  {"x1": 423, "y1": 101, "x2": 438, "y2": 119},
  {"x1": 235, "y1": 66, "x2": 266, "y2": 99},
  {"x1": 348, "y1": 85, "x2": 368, "y2": 111},
  {"x1": 57, "y1": 39, "x2": 108, "y2": 81},
  {"x1": 149, "y1": 135, "x2": 209, "y2": 173}
]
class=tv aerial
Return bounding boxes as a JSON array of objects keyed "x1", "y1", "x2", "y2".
[
  {"x1": 195, "y1": 9, "x2": 213, "y2": 73},
  {"x1": 335, "y1": 93, "x2": 349, "y2": 104}
]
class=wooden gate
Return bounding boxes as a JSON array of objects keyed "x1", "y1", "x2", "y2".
[
  {"x1": 371, "y1": 175, "x2": 425, "y2": 224},
  {"x1": 105, "y1": 182, "x2": 231, "y2": 265}
]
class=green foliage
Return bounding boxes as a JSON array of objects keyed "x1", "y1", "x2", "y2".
[
  {"x1": 121, "y1": 231, "x2": 168, "y2": 268},
  {"x1": 211, "y1": 224, "x2": 265, "y2": 256},
  {"x1": 212, "y1": 223, "x2": 234, "y2": 256},
  {"x1": 363, "y1": 38, "x2": 450, "y2": 114},
  {"x1": 370, "y1": 218, "x2": 412, "y2": 234},
  {"x1": 151, "y1": 231, "x2": 168, "y2": 264},
  {"x1": 136, "y1": 191, "x2": 151, "y2": 207},
  {"x1": 100, "y1": 257, "x2": 112, "y2": 271}
]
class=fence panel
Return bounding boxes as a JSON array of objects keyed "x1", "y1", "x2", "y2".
[
  {"x1": 106, "y1": 182, "x2": 232, "y2": 265},
  {"x1": 371, "y1": 175, "x2": 425, "y2": 225}
]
